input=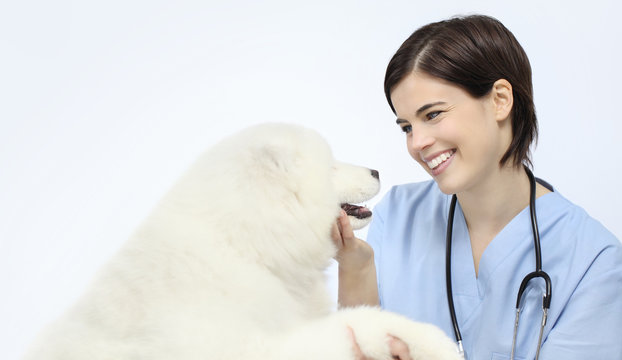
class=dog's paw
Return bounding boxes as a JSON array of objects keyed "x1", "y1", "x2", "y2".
[{"x1": 337, "y1": 307, "x2": 462, "y2": 360}]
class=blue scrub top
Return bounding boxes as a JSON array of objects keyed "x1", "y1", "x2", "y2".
[{"x1": 367, "y1": 180, "x2": 622, "y2": 360}]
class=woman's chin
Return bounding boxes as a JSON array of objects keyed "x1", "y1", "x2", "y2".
[{"x1": 434, "y1": 176, "x2": 462, "y2": 195}]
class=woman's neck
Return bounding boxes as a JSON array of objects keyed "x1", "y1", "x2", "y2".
[
  {"x1": 456, "y1": 165, "x2": 533, "y2": 275},
  {"x1": 457, "y1": 165, "x2": 530, "y2": 235}
]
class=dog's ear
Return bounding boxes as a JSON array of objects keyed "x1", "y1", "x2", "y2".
[
  {"x1": 251, "y1": 143, "x2": 303, "y2": 199},
  {"x1": 255, "y1": 143, "x2": 298, "y2": 177}
]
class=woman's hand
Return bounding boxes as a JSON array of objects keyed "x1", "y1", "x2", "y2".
[
  {"x1": 387, "y1": 335, "x2": 413, "y2": 360},
  {"x1": 347, "y1": 326, "x2": 413, "y2": 360},
  {"x1": 332, "y1": 210, "x2": 379, "y2": 307},
  {"x1": 331, "y1": 210, "x2": 374, "y2": 271}
]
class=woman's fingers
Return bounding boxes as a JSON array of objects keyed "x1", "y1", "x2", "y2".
[
  {"x1": 332, "y1": 210, "x2": 374, "y2": 270},
  {"x1": 346, "y1": 326, "x2": 368, "y2": 360},
  {"x1": 348, "y1": 328, "x2": 413, "y2": 360},
  {"x1": 388, "y1": 335, "x2": 412, "y2": 360},
  {"x1": 337, "y1": 210, "x2": 356, "y2": 246},
  {"x1": 331, "y1": 210, "x2": 348, "y2": 247}
]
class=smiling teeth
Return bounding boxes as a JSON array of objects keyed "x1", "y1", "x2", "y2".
[{"x1": 426, "y1": 150, "x2": 454, "y2": 169}]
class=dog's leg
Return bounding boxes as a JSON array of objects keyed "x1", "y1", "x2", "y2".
[
  {"x1": 335, "y1": 307, "x2": 462, "y2": 360},
  {"x1": 273, "y1": 306, "x2": 461, "y2": 360}
]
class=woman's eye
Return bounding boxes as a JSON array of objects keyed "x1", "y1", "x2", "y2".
[
  {"x1": 400, "y1": 125, "x2": 412, "y2": 134},
  {"x1": 426, "y1": 111, "x2": 441, "y2": 120}
]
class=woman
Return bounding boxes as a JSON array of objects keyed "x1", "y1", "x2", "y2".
[{"x1": 333, "y1": 15, "x2": 622, "y2": 359}]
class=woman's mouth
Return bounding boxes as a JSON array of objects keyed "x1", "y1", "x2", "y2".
[{"x1": 424, "y1": 149, "x2": 455, "y2": 172}]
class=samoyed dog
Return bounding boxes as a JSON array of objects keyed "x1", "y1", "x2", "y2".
[{"x1": 25, "y1": 123, "x2": 460, "y2": 360}]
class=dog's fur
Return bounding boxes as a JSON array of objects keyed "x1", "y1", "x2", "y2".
[{"x1": 25, "y1": 123, "x2": 460, "y2": 360}]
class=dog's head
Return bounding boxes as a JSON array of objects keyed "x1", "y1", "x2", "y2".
[
  {"x1": 172, "y1": 123, "x2": 379, "y2": 270},
  {"x1": 232, "y1": 123, "x2": 380, "y2": 231}
]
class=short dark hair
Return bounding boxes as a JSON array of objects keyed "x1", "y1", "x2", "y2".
[{"x1": 384, "y1": 15, "x2": 537, "y2": 168}]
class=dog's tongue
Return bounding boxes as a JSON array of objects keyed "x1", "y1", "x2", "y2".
[{"x1": 341, "y1": 204, "x2": 372, "y2": 219}]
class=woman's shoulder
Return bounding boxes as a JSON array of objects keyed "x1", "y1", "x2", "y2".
[{"x1": 540, "y1": 190, "x2": 620, "y2": 252}]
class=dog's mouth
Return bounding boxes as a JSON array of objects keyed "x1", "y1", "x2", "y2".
[{"x1": 341, "y1": 203, "x2": 372, "y2": 219}]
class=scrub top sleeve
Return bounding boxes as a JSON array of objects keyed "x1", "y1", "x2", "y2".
[{"x1": 538, "y1": 245, "x2": 622, "y2": 359}]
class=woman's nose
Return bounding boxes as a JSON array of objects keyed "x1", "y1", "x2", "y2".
[{"x1": 408, "y1": 126, "x2": 434, "y2": 153}]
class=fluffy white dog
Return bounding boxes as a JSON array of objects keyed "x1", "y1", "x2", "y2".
[{"x1": 25, "y1": 123, "x2": 460, "y2": 360}]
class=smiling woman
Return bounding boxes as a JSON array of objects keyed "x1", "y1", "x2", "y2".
[
  {"x1": 333, "y1": 14, "x2": 622, "y2": 360},
  {"x1": 385, "y1": 15, "x2": 536, "y2": 169},
  {"x1": 389, "y1": 71, "x2": 516, "y2": 195}
]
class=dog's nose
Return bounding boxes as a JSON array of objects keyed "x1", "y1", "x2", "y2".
[{"x1": 370, "y1": 169, "x2": 380, "y2": 180}]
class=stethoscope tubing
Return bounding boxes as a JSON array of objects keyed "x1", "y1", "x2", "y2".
[
  {"x1": 444, "y1": 166, "x2": 552, "y2": 359},
  {"x1": 445, "y1": 194, "x2": 463, "y2": 355}
]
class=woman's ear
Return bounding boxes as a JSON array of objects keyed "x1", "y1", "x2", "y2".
[{"x1": 492, "y1": 79, "x2": 513, "y2": 121}]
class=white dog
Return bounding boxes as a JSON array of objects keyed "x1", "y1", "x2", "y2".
[{"x1": 25, "y1": 123, "x2": 460, "y2": 360}]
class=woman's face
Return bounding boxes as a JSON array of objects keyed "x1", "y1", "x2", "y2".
[{"x1": 390, "y1": 71, "x2": 511, "y2": 195}]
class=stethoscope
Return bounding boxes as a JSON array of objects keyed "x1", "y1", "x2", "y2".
[{"x1": 445, "y1": 166, "x2": 552, "y2": 360}]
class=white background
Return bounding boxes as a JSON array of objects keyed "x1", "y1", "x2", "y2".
[{"x1": 1, "y1": 1, "x2": 620, "y2": 358}]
